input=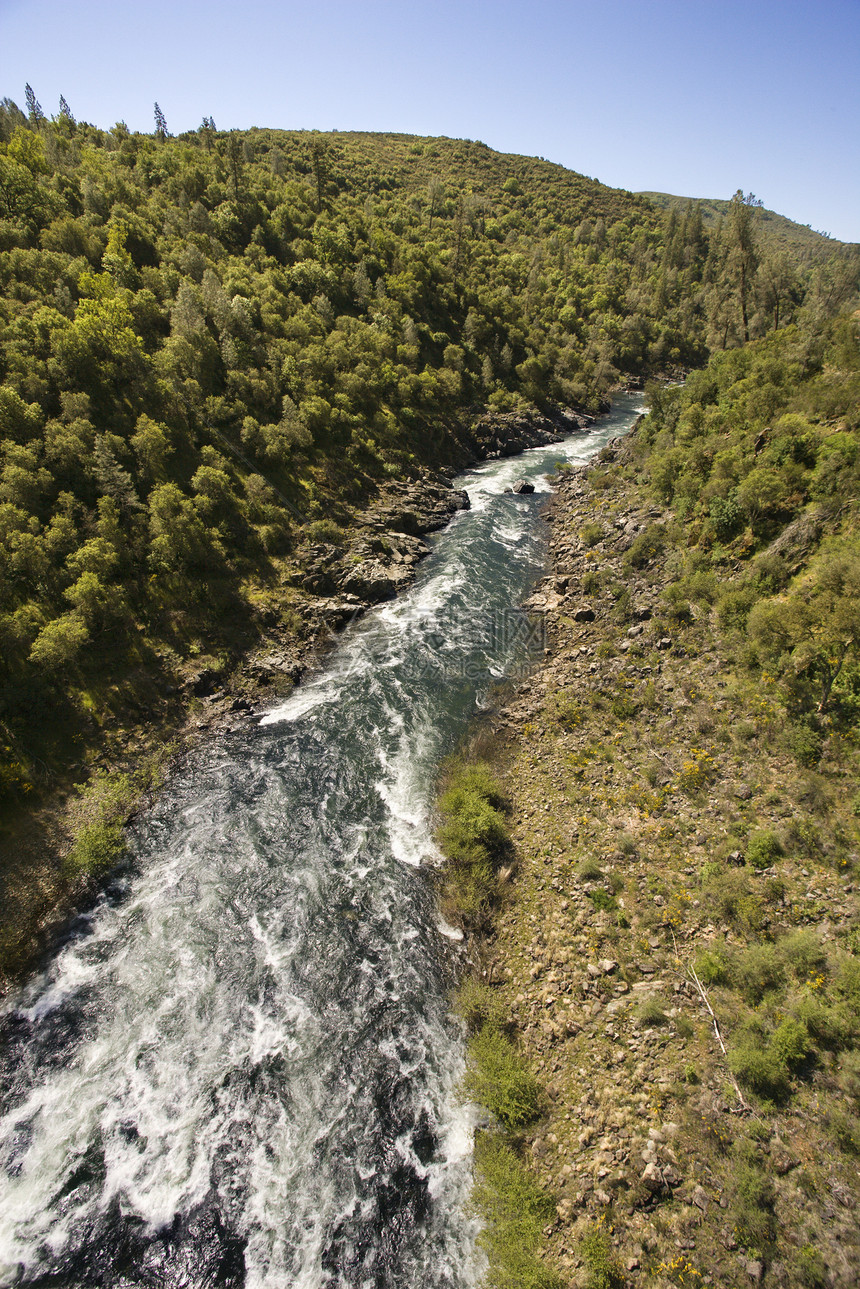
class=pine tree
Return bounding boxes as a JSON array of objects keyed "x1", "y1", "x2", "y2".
[
  {"x1": 153, "y1": 102, "x2": 169, "y2": 141},
  {"x1": 24, "y1": 83, "x2": 44, "y2": 126},
  {"x1": 58, "y1": 95, "x2": 75, "y2": 125}
]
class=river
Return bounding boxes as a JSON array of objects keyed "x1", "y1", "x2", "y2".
[{"x1": 0, "y1": 396, "x2": 643, "y2": 1288}]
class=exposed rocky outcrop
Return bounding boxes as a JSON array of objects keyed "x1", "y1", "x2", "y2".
[{"x1": 470, "y1": 405, "x2": 602, "y2": 460}]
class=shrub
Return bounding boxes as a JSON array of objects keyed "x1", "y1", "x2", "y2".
[
  {"x1": 464, "y1": 1028, "x2": 543, "y2": 1128},
  {"x1": 788, "y1": 720, "x2": 824, "y2": 768},
  {"x1": 717, "y1": 584, "x2": 759, "y2": 632},
  {"x1": 624, "y1": 523, "x2": 666, "y2": 569},
  {"x1": 732, "y1": 1159, "x2": 777, "y2": 1245},
  {"x1": 587, "y1": 889, "x2": 618, "y2": 913},
  {"x1": 65, "y1": 820, "x2": 125, "y2": 873},
  {"x1": 830, "y1": 1108, "x2": 860, "y2": 1155},
  {"x1": 731, "y1": 943, "x2": 783, "y2": 1002},
  {"x1": 581, "y1": 520, "x2": 604, "y2": 548},
  {"x1": 472, "y1": 1133, "x2": 562, "y2": 1289},
  {"x1": 796, "y1": 1245, "x2": 828, "y2": 1289},
  {"x1": 548, "y1": 691, "x2": 585, "y2": 730},
  {"x1": 729, "y1": 1018, "x2": 806, "y2": 1102},
  {"x1": 695, "y1": 948, "x2": 729, "y2": 986},
  {"x1": 709, "y1": 493, "x2": 744, "y2": 541},
  {"x1": 746, "y1": 828, "x2": 782, "y2": 869},
  {"x1": 437, "y1": 760, "x2": 512, "y2": 924},
  {"x1": 770, "y1": 1018, "x2": 811, "y2": 1070},
  {"x1": 454, "y1": 978, "x2": 507, "y2": 1033},
  {"x1": 579, "y1": 1224, "x2": 624, "y2": 1289}
]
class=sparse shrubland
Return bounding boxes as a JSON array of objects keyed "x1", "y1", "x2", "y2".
[{"x1": 441, "y1": 307, "x2": 860, "y2": 1286}]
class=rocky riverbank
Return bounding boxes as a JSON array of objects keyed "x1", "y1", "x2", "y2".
[{"x1": 465, "y1": 431, "x2": 860, "y2": 1287}]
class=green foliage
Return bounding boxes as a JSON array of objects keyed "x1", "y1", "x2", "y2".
[
  {"x1": 746, "y1": 828, "x2": 783, "y2": 869},
  {"x1": 731, "y1": 1152, "x2": 777, "y2": 1246},
  {"x1": 465, "y1": 1026, "x2": 543, "y2": 1129},
  {"x1": 624, "y1": 523, "x2": 666, "y2": 569},
  {"x1": 65, "y1": 820, "x2": 125, "y2": 873},
  {"x1": 453, "y1": 977, "x2": 508, "y2": 1033},
  {"x1": 437, "y1": 760, "x2": 511, "y2": 925},
  {"x1": 471, "y1": 1133, "x2": 563, "y2": 1289},
  {"x1": 579, "y1": 1224, "x2": 624, "y2": 1289},
  {"x1": 580, "y1": 520, "x2": 604, "y2": 548}
]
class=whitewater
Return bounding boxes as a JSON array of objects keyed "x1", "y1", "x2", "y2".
[{"x1": 0, "y1": 396, "x2": 643, "y2": 1288}]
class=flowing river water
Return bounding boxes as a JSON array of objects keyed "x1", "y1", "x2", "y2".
[{"x1": 0, "y1": 396, "x2": 643, "y2": 1289}]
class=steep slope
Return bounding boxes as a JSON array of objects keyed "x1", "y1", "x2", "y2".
[{"x1": 454, "y1": 313, "x2": 860, "y2": 1288}]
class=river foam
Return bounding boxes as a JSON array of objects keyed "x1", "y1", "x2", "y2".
[{"x1": 0, "y1": 396, "x2": 643, "y2": 1288}]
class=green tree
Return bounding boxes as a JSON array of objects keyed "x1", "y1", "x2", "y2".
[
  {"x1": 153, "y1": 102, "x2": 168, "y2": 141},
  {"x1": 727, "y1": 190, "x2": 762, "y2": 343}
]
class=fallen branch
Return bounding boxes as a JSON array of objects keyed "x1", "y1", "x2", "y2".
[{"x1": 670, "y1": 930, "x2": 750, "y2": 1113}]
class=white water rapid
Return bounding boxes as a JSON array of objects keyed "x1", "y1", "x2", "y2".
[{"x1": 0, "y1": 397, "x2": 643, "y2": 1288}]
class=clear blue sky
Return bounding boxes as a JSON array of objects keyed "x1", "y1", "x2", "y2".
[{"x1": 2, "y1": 0, "x2": 858, "y2": 241}]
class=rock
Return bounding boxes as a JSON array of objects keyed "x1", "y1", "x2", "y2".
[
  {"x1": 574, "y1": 607, "x2": 596, "y2": 623},
  {"x1": 692, "y1": 1185, "x2": 709, "y2": 1212},
  {"x1": 512, "y1": 479, "x2": 535, "y2": 494},
  {"x1": 599, "y1": 958, "x2": 618, "y2": 974},
  {"x1": 190, "y1": 667, "x2": 222, "y2": 696},
  {"x1": 662, "y1": 1164, "x2": 683, "y2": 1187},
  {"x1": 338, "y1": 559, "x2": 413, "y2": 603},
  {"x1": 745, "y1": 1260, "x2": 764, "y2": 1282},
  {"x1": 641, "y1": 1162, "x2": 663, "y2": 1191}
]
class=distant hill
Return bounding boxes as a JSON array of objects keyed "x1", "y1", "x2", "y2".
[{"x1": 638, "y1": 190, "x2": 856, "y2": 261}]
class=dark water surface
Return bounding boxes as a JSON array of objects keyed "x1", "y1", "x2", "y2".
[{"x1": 0, "y1": 398, "x2": 643, "y2": 1288}]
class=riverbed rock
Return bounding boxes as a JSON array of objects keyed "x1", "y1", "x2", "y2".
[{"x1": 512, "y1": 479, "x2": 536, "y2": 494}]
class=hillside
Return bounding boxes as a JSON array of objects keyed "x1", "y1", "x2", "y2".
[
  {"x1": 0, "y1": 110, "x2": 719, "y2": 976},
  {"x1": 446, "y1": 314, "x2": 860, "y2": 1288},
  {"x1": 639, "y1": 190, "x2": 856, "y2": 260},
  {"x1": 0, "y1": 104, "x2": 857, "y2": 972}
]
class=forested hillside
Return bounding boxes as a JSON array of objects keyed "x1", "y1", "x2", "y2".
[
  {"x1": 640, "y1": 189, "x2": 858, "y2": 263},
  {"x1": 0, "y1": 93, "x2": 858, "y2": 973}
]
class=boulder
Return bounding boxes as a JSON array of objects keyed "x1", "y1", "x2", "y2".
[{"x1": 512, "y1": 479, "x2": 535, "y2": 494}]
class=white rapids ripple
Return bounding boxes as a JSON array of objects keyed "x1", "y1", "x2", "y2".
[{"x1": 0, "y1": 397, "x2": 643, "y2": 1288}]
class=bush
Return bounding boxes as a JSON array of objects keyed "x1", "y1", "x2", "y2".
[
  {"x1": 581, "y1": 521, "x2": 604, "y2": 548},
  {"x1": 437, "y1": 760, "x2": 512, "y2": 924},
  {"x1": 732, "y1": 1158, "x2": 777, "y2": 1246},
  {"x1": 709, "y1": 493, "x2": 744, "y2": 541},
  {"x1": 717, "y1": 584, "x2": 759, "y2": 632},
  {"x1": 472, "y1": 1133, "x2": 563, "y2": 1289},
  {"x1": 694, "y1": 948, "x2": 729, "y2": 986},
  {"x1": 788, "y1": 720, "x2": 824, "y2": 767},
  {"x1": 746, "y1": 828, "x2": 782, "y2": 869},
  {"x1": 624, "y1": 523, "x2": 666, "y2": 569},
  {"x1": 454, "y1": 978, "x2": 507, "y2": 1033},
  {"x1": 65, "y1": 820, "x2": 125, "y2": 873},
  {"x1": 830, "y1": 1108, "x2": 860, "y2": 1155},
  {"x1": 770, "y1": 1018, "x2": 811, "y2": 1069},
  {"x1": 580, "y1": 1224, "x2": 624, "y2": 1289},
  {"x1": 731, "y1": 943, "x2": 783, "y2": 1002},
  {"x1": 464, "y1": 1028, "x2": 543, "y2": 1128}
]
